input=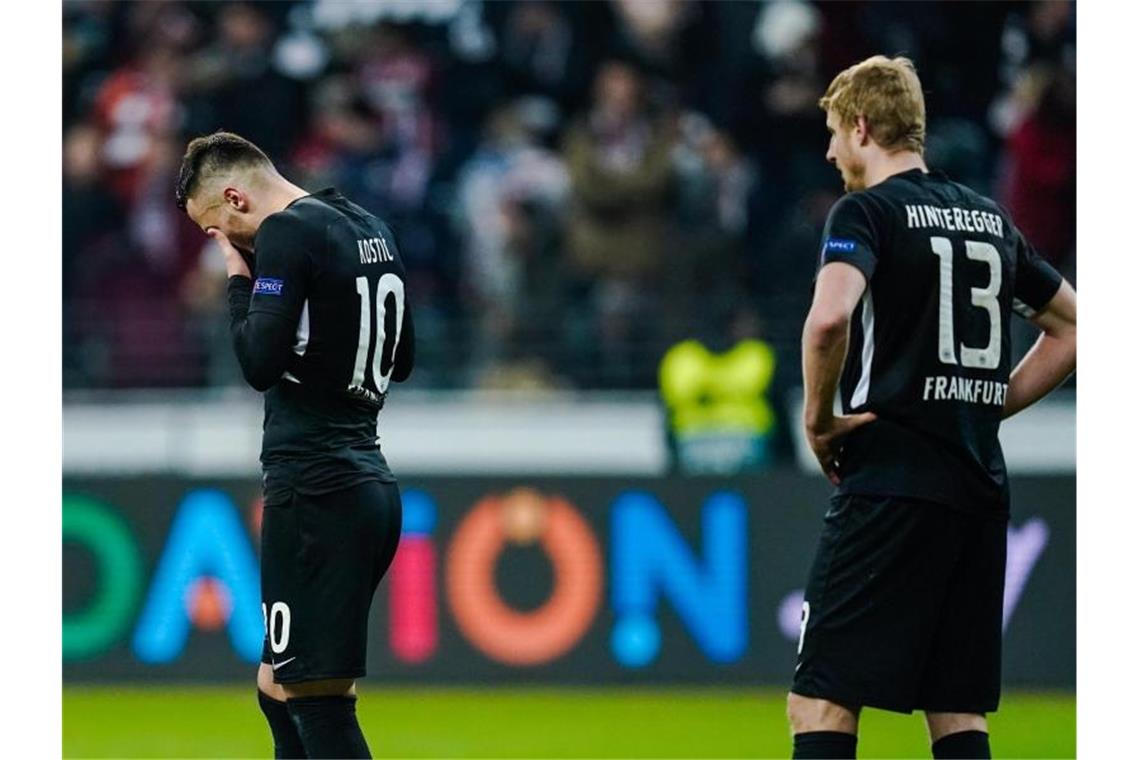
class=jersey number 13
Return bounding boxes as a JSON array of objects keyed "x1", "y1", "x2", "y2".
[{"x1": 930, "y1": 236, "x2": 1002, "y2": 370}]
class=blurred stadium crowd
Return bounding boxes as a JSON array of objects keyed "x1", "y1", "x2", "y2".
[{"x1": 63, "y1": 0, "x2": 1075, "y2": 394}]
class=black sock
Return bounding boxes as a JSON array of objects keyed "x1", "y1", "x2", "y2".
[
  {"x1": 257, "y1": 690, "x2": 307, "y2": 759},
  {"x1": 793, "y1": 730, "x2": 857, "y2": 759},
  {"x1": 287, "y1": 695, "x2": 371, "y2": 759},
  {"x1": 932, "y1": 730, "x2": 990, "y2": 759}
]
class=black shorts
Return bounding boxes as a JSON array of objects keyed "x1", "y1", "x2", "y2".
[
  {"x1": 791, "y1": 493, "x2": 1007, "y2": 714},
  {"x1": 260, "y1": 480, "x2": 402, "y2": 684}
]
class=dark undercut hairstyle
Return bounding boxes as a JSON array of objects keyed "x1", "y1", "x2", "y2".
[{"x1": 175, "y1": 131, "x2": 273, "y2": 210}]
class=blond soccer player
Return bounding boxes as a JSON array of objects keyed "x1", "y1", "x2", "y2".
[{"x1": 788, "y1": 56, "x2": 1076, "y2": 759}]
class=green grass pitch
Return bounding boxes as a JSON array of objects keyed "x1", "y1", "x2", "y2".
[{"x1": 63, "y1": 686, "x2": 1074, "y2": 758}]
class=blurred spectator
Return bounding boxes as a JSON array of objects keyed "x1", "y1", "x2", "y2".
[
  {"x1": 63, "y1": 122, "x2": 124, "y2": 387},
  {"x1": 991, "y1": 0, "x2": 1075, "y2": 136},
  {"x1": 497, "y1": 1, "x2": 586, "y2": 110},
  {"x1": 750, "y1": 186, "x2": 837, "y2": 422},
  {"x1": 744, "y1": 1, "x2": 833, "y2": 225},
  {"x1": 999, "y1": 1, "x2": 1076, "y2": 85},
  {"x1": 607, "y1": 0, "x2": 710, "y2": 95},
  {"x1": 183, "y1": 2, "x2": 305, "y2": 161},
  {"x1": 480, "y1": 197, "x2": 569, "y2": 389},
  {"x1": 562, "y1": 60, "x2": 674, "y2": 387},
  {"x1": 666, "y1": 114, "x2": 758, "y2": 342},
  {"x1": 925, "y1": 118, "x2": 992, "y2": 192},
  {"x1": 92, "y1": 132, "x2": 207, "y2": 389},
  {"x1": 354, "y1": 22, "x2": 439, "y2": 211},
  {"x1": 999, "y1": 65, "x2": 1076, "y2": 277},
  {"x1": 291, "y1": 75, "x2": 384, "y2": 192},
  {"x1": 63, "y1": 123, "x2": 123, "y2": 300},
  {"x1": 454, "y1": 101, "x2": 569, "y2": 380},
  {"x1": 92, "y1": 41, "x2": 185, "y2": 204},
  {"x1": 63, "y1": 0, "x2": 121, "y2": 126}
]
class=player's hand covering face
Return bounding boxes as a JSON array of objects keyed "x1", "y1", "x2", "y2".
[
  {"x1": 186, "y1": 187, "x2": 260, "y2": 255},
  {"x1": 208, "y1": 228, "x2": 252, "y2": 279}
]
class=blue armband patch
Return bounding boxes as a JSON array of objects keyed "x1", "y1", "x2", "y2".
[
  {"x1": 824, "y1": 238, "x2": 857, "y2": 253},
  {"x1": 253, "y1": 278, "x2": 285, "y2": 296}
]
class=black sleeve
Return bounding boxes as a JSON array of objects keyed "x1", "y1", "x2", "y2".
[
  {"x1": 818, "y1": 194, "x2": 879, "y2": 282},
  {"x1": 391, "y1": 297, "x2": 415, "y2": 382},
  {"x1": 1011, "y1": 226, "x2": 1064, "y2": 319},
  {"x1": 227, "y1": 215, "x2": 312, "y2": 391}
]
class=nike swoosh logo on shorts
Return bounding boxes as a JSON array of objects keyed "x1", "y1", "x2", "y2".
[{"x1": 272, "y1": 657, "x2": 297, "y2": 671}]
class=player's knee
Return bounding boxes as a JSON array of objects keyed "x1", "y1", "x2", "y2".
[
  {"x1": 281, "y1": 677, "x2": 357, "y2": 700},
  {"x1": 925, "y1": 711, "x2": 987, "y2": 742},
  {"x1": 256, "y1": 663, "x2": 288, "y2": 702},
  {"x1": 786, "y1": 693, "x2": 859, "y2": 734}
]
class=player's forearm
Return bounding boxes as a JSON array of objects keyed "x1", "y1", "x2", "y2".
[
  {"x1": 226, "y1": 276, "x2": 292, "y2": 392},
  {"x1": 1002, "y1": 330, "x2": 1076, "y2": 419},
  {"x1": 802, "y1": 316, "x2": 850, "y2": 431}
]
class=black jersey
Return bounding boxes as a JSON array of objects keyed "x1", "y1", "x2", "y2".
[
  {"x1": 226, "y1": 188, "x2": 415, "y2": 504},
  {"x1": 818, "y1": 169, "x2": 1062, "y2": 514}
]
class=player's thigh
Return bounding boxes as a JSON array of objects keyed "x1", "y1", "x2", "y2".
[
  {"x1": 259, "y1": 483, "x2": 395, "y2": 684},
  {"x1": 916, "y1": 512, "x2": 1007, "y2": 714},
  {"x1": 792, "y1": 494, "x2": 964, "y2": 713},
  {"x1": 294, "y1": 479, "x2": 402, "y2": 594},
  {"x1": 260, "y1": 493, "x2": 304, "y2": 676}
]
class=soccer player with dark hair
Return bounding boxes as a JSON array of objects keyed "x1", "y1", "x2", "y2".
[
  {"x1": 178, "y1": 131, "x2": 415, "y2": 758},
  {"x1": 788, "y1": 57, "x2": 1076, "y2": 759}
]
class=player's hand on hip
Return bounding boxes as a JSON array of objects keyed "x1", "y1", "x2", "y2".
[
  {"x1": 208, "y1": 228, "x2": 252, "y2": 279},
  {"x1": 804, "y1": 412, "x2": 877, "y2": 485}
]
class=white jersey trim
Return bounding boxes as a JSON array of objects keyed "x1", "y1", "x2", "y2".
[
  {"x1": 293, "y1": 300, "x2": 310, "y2": 356},
  {"x1": 1012, "y1": 297, "x2": 1036, "y2": 319},
  {"x1": 850, "y1": 290, "x2": 874, "y2": 408}
]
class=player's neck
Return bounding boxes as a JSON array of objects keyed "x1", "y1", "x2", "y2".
[
  {"x1": 271, "y1": 180, "x2": 311, "y2": 213},
  {"x1": 251, "y1": 181, "x2": 313, "y2": 235},
  {"x1": 864, "y1": 151, "x2": 927, "y2": 189}
]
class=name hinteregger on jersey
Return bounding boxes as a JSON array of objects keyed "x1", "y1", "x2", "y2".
[
  {"x1": 904, "y1": 204, "x2": 1005, "y2": 237},
  {"x1": 921, "y1": 375, "x2": 1009, "y2": 406}
]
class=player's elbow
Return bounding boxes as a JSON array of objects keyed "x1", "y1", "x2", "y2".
[
  {"x1": 241, "y1": 362, "x2": 283, "y2": 392},
  {"x1": 244, "y1": 373, "x2": 278, "y2": 393},
  {"x1": 1044, "y1": 314, "x2": 1076, "y2": 344},
  {"x1": 1040, "y1": 315, "x2": 1076, "y2": 374},
  {"x1": 803, "y1": 310, "x2": 850, "y2": 348}
]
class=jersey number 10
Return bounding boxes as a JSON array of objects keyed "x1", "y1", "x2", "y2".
[
  {"x1": 930, "y1": 236, "x2": 1002, "y2": 370},
  {"x1": 352, "y1": 274, "x2": 406, "y2": 395}
]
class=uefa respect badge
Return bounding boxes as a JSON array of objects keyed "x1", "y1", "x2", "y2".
[
  {"x1": 821, "y1": 238, "x2": 857, "y2": 262},
  {"x1": 253, "y1": 278, "x2": 285, "y2": 296},
  {"x1": 824, "y1": 238, "x2": 857, "y2": 253}
]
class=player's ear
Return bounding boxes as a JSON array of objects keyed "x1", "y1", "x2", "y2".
[
  {"x1": 855, "y1": 115, "x2": 871, "y2": 146},
  {"x1": 224, "y1": 187, "x2": 247, "y2": 211}
]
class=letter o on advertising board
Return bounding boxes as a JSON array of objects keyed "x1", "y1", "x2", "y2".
[
  {"x1": 63, "y1": 495, "x2": 143, "y2": 660},
  {"x1": 446, "y1": 489, "x2": 602, "y2": 666}
]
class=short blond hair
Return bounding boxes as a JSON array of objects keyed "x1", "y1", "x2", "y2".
[{"x1": 819, "y1": 55, "x2": 926, "y2": 154}]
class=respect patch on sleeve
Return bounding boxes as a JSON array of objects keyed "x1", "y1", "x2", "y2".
[
  {"x1": 824, "y1": 238, "x2": 857, "y2": 253},
  {"x1": 253, "y1": 278, "x2": 285, "y2": 296}
]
